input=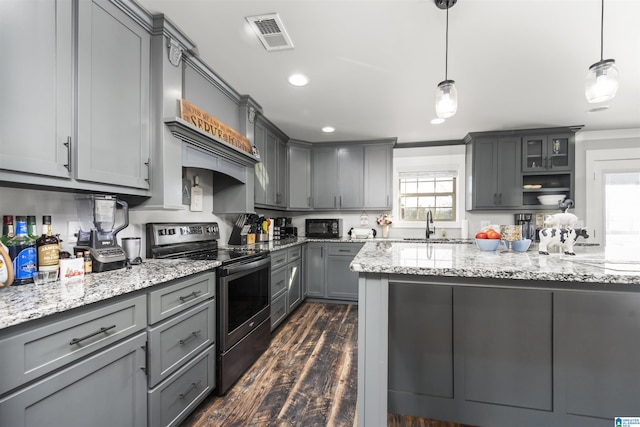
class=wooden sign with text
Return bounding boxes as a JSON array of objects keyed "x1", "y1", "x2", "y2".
[{"x1": 179, "y1": 99, "x2": 252, "y2": 154}]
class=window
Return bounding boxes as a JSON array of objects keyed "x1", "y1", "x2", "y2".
[{"x1": 398, "y1": 171, "x2": 457, "y2": 221}]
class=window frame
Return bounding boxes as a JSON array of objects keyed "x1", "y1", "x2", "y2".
[
  {"x1": 397, "y1": 171, "x2": 457, "y2": 222},
  {"x1": 391, "y1": 145, "x2": 466, "y2": 231}
]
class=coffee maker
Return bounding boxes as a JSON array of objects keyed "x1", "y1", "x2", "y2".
[
  {"x1": 74, "y1": 195, "x2": 129, "y2": 272},
  {"x1": 514, "y1": 213, "x2": 536, "y2": 241}
]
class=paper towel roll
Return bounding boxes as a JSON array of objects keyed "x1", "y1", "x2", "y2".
[{"x1": 461, "y1": 219, "x2": 469, "y2": 239}]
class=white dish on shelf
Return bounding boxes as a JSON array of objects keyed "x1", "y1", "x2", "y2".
[
  {"x1": 523, "y1": 184, "x2": 542, "y2": 189},
  {"x1": 537, "y1": 194, "x2": 566, "y2": 205}
]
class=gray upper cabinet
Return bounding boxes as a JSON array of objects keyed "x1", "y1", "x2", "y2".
[
  {"x1": 466, "y1": 135, "x2": 521, "y2": 210},
  {"x1": 312, "y1": 146, "x2": 339, "y2": 208},
  {"x1": 0, "y1": 0, "x2": 151, "y2": 194},
  {"x1": 254, "y1": 116, "x2": 287, "y2": 209},
  {"x1": 311, "y1": 140, "x2": 393, "y2": 211},
  {"x1": 0, "y1": 0, "x2": 73, "y2": 179},
  {"x1": 76, "y1": 0, "x2": 151, "y2": 189},
  {"x1": 522, "y1": 133, "x2": 573, "y2": 172},
  {"x1": 288, "y1": 141, "x2": 312, "y2": 210},
  {"x1": 337, "y1": 146, "x2": 364, "y2": 209},
  {"x1": 313, "y1": 145, "x2": 364, "y2": 210},
  {"x1": 364, "y1": 143, "x2": 393, "y2": 209}
]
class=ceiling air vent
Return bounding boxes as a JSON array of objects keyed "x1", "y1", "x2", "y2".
[{"x1": 246, "y1": 13, "x2": 294, "y2": 51}]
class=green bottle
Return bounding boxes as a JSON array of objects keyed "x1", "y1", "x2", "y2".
[
  {"x1": 27, "y1": 215, "x2": 38, "y2": 243},
  {"x1": 1, "y1": 215, "x2": 14, "y2": 246}
]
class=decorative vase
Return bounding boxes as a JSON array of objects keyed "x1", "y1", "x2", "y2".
[{"x1": 382, "y1": 225, "x2": 390, "y2": 238}]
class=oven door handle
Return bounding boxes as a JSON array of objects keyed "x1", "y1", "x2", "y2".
[{"x1": 220, "y1": 256, "x2": 270, "y2": 276}]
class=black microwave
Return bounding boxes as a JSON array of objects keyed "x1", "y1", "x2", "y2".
[{"x1": 305, "y1": 219, "x2": 343, "y2": 238}]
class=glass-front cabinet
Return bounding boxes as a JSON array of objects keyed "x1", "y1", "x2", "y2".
[{"x1": 522, "y1": 134, "x2": 572, "y2": 172}]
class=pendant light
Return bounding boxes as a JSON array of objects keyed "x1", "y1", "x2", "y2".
[
  {"x1": 435, "y1": 0, "x2": 457, "y2": 119},
  {"x1": 585, "y1": 0, "x2": 618, "y2": 103}
]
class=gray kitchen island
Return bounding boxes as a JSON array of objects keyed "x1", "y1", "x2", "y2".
[{"x1": 351, "y1": 241, "x2": 640, "y2": 427}]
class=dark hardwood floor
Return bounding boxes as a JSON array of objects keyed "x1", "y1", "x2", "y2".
[{"x1": 180, "y1": 302, "x2": 477, "y2": 427}]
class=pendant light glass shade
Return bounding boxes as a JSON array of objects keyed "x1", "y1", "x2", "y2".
[
  {"x1": 435, "y1": 80, "x2": 457, "y2": 119},
  {"x1": 585, "y1": 58, "x2": 618, "y2": 103}
]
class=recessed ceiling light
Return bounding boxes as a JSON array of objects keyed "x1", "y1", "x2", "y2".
[
  {"x1": 587, "y1": 106, "x2": 609, "y2": 113},
  {"x1": 288, "y1": 74, "x2": 309, "y2": 87},
  {"x1": 431, "y1": 118, "x2": 446, "y2": 125},
  {"x1": 322, "y1": 126, "x2": 335, "y2": 133}
]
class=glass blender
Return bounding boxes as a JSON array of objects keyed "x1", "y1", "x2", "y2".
[{"x1": 74, "y1": 195, "x2": 129, "y2": 272}]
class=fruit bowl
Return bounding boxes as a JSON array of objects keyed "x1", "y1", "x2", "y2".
[
  {"x1": 537, "y1": 194, "x2": 566, "y2": 206},
  {"x1": 475, "y1": 238, "x2": 500, "y2": 251}
]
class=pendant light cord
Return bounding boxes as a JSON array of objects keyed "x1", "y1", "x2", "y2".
[
  {"x1": 445, "y1": 3, "x2": 449, "y2": 80},
  {"x1": 599, "y1": 0, "x2": 604, "y2": 61}
]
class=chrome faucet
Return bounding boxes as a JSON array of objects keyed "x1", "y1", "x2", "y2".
[{"x1": 425, "y1": 209, "x2": 435, "y2": 239}]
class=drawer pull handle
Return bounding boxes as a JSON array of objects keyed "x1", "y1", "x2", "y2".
[
  {"x1": 69, "y1": 325, "x2": 116, "y2": 346},
  {"x1": 179, "y1": 330, "x2": 201, "y2": 345},
  {"x1": 179, "y1": 380, "x2": 202, "y2": 399},
  {"x1": 338, "y1": 249, "x2": 350, "y2": 252},
  {"x1": 179, "y1": 290, "x2": 202, "y2": 302}
]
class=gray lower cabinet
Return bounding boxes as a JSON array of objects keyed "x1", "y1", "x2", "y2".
[
  {"x1": 0, "y1": 332, "x2": 148, "y2": 427},
  {"x1": 305, "y1": 242, "x2": 363, "y2": 301},
  {"x1": 148, "y1": 344, "x2": 216, "y2": 427},
  {"x1": 460, "y1": 287, "x2": 553, "y2": 411},
  {"x1": 270, "y1": 246, "x2": 303, "y2": 331},
  {"x1": 556, "y1": 291, "x2": 640, "y2": 421},
  {"x1": 0, "y1": 0, "x2": 151, "y2": 194},
  {"x1": 0, "y1": 274, "x2": 216, "y2": 427},
  {"x1": 146, "y1": 271, "x2": 216, "y2": 427},
  {"x1": 388, "y1": 281, "x2": 637, "y2": 427},
  {"x1": 389, "y1": 283, "x2": 453, "y2": 399}
]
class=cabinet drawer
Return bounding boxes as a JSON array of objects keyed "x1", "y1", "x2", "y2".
[
  {"x1": 148, "y1": 272, "x2": 215, "y2": 325},
  {"x1": 271, "y1": 267, "x2": 287, "y2": 298},
  {"x1": 327, "y1": 243, "x2": 363, "y2": 256},
  {"x1": 148, "y1": 345, "x2": 216, "y2": 427},
  {"x1": 271, "y1": 250, "x2": 288, "y2": 270},
  {"x1": 0, "y1": 294, "x2": 146, "y2": 396},
  {"x1": 271, "y1": 292, "x2": 288, "y2": 331},
  {"x1": 147, "y1": 300, "x2": 215, "y2": 387},
  {"x1": 287, "y1": 246, "x2": 302, "y2": 262}
]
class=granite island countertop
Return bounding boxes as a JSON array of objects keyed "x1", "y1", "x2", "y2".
[
  {"x1": 351, "y1": 240, "x2": 640, "y2": 286},
  {"x1": 0, "y1": 259, "x2": 220, "y2": 330}
]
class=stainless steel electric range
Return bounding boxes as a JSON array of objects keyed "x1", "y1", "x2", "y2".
[{"x1": 146, "y1": 222, "x2": 271, "y2": 395}]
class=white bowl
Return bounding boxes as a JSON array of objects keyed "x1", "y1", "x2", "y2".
[{"x1": 537, "y1": 194, "x2": 566, "y2": 206}]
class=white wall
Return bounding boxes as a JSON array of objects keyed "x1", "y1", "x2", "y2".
[{"x1": 574, "y1": 128, "x2": 640, "y2": 226}]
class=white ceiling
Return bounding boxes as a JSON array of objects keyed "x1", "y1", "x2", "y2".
[{"x1": 138, "y1": 0, "x2": 640, "y2": 144}]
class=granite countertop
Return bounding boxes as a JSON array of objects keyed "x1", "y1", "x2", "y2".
[
  {"x1": 0, "y1": 259, "x2": 220, "y2": 331},
  {"x1": 351, "y1": 241, "x2": 640, "y2": 285}
]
